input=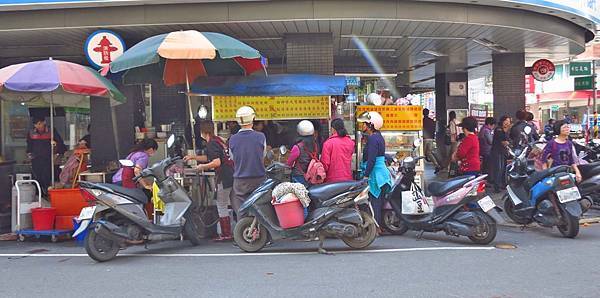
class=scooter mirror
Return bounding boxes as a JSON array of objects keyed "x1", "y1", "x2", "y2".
[
  {"x1": 167, "y1": 134, "x2": 176, "y2": 148},
  {"x1": 279, "y1": 145, "x2": 288, "y2": 155},
  {"x1": 119, "y1": 159, "x2": 134, "y2": 167},
  {"x1": 524, "y1": 126, "x2": 532, "y2": 135}
]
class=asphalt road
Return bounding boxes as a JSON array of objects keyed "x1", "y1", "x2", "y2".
[{"x1": 2, "y1": 219, "x2": 600, "y2": 298}]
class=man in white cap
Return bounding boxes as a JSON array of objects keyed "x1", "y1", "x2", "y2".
[{"x1": 228, "y1": 106, "x2": 266, "y2": 215}]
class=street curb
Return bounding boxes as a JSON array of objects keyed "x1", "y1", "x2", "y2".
[{"x1": 580, "y1": 217, "x2": 600, "y2": 224}]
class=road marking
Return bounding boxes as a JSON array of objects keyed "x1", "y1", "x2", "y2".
[{"x1": 0, "y1": 246, "x2": 495, "y2": 258}]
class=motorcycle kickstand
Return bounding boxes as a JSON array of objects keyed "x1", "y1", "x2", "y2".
[
  {"x1": 415, "y1": 230, "x2": 425, "y2": 240},
  {"x1": 317, "y1": 232, "x2": 334, "y2": 255}
]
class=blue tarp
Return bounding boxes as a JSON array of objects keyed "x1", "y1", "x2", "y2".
[{"x1": 190, "y1": 74, "x2": 346, "y2": 96}]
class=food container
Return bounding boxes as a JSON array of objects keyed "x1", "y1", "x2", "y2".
[
  {"x1": 135, "y1": 132, "x2": 145, "y2": 140},
  {"x1": 145, "y1": 132, "x2": 157, "y2": 139},
  {"x1": 157, "y1": 132, "x2": 167, "y2": 139}
]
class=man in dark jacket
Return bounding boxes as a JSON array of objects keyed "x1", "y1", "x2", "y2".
[
  {"x1": 26, "y1": 117, "x2": 66, "y2": 192},
  {"x1": 510, "y1": 110, "x2": 530, "y2": 148},
  {"x1": 422, "y1": 108, "x2": 441, "y2": 173},
  {"x1": 228, "y1": 106, "x2": 266, "y2": 215}
]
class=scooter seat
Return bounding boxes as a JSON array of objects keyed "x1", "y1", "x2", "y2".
[
  {"x1": 427, "y1": 176, "x2": 474, "y2": 197},
  {"x1": 524, "y1": 165, "x2": 570, "y2": 190},
  {"x1": 578, "y1": 161, "x2": 600, "y2": 180},
  {"x1": 98, "y1": 183, "x2": 150, "y2": 204},
  {"x1": 308, "y1": 180, "x2": 368, "y2": 204}
]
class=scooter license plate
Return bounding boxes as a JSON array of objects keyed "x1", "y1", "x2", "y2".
[
  {"x1": 557, "y1": 187, "x2": 581, "y2": 203},
  {"x1": 78, "y1": 206, "x2": 96, "y2": 220},
  {"x1": 477, "y1": 196, "x2": 496, "y2": 212}
]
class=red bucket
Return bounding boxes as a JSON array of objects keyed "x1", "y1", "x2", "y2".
[
  {"x1": 273, "y1": 200, "x2": 305, "y2": 229},
  {"x1": 31, "y1": 207, "x2": 56, "y2": 231}
]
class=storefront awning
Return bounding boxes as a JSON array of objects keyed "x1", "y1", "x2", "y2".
[
  {"x1": 536, "y1": 90, "x2": 600, "y2": 102},
  {"x1": 190, "y1": 74, "x2": 347, "y2": 96}
]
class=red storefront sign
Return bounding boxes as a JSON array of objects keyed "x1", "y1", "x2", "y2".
[{"x1": 525, "y1": 75, "x2": 535, "y2": 93}]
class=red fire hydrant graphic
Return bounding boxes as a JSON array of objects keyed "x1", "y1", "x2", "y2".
[{"x1": 93, "y1": 36, "x2": 118, "y2": 64}]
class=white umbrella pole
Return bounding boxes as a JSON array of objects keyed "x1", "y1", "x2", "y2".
[
  {"x1": 50, "y1": 92, "x2": 55, "y2": 189},
  {"x1": 186, "y1": 68, "x2": 197, "y2": 154}
]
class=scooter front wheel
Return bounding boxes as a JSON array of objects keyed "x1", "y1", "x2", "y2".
[
  {"x1": 342, "y1": 211, "x2": 377, "y2": 249},
  {"x1": 503, "y1": 194, "x2": 533, "y2": 225},
  {"x1": 84, "y1": 229, "x2": 120, "y2": 262},
  {"x1": 233, "y1": 217, "x2": 268, "y2": 252},
  {"x1": 183, "y1": 211, "x2": 202, "y2": 246},
  {"x1": 381, "y1": 210, "x2": 409, "y2": 235}
]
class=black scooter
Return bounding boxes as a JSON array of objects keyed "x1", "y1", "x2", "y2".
[
  {"x1": 233, "y1": 163, "x2": 377, "y2": 254},
  {"x1": 577, "y1": 161, "x2": 600, "y2": 210}
]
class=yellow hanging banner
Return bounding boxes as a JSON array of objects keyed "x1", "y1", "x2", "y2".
[
  {"x1": 355, "y1": 105, "x2": 423, "y2": 131},
  {"x1": 212, "y1": 96, "x2": 330, "y2": 121}
]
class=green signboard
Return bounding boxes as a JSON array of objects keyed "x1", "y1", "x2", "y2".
[
  {"x1": 551, "y1": 105, "x2": 560, "y2": 112},
  {"x1": 570, "y1": 62, "x2": 592, "y2": 76},
  {"x1": 574, "y1": 76, "x2": 594, "y2": 90}
]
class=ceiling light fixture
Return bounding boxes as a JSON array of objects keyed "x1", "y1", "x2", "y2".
[
  {"x1": 342, "y1": 48, "x2": 396, "y2": 52},
  {"x1": 340, "y1": 35, "x2": 467, "y2": 40},
  {"x1": 239, "y1": 37, "x2": 283, "y2": 41},
  {"x1": 422, "y1": 50, "x2": 447, "y2": 57},
  {"x1": 334, "y1": 73, "x2": 397, "y2": 77},
  {"x1": 472, "y1": 39, "x2": 511, "y2": 53}
]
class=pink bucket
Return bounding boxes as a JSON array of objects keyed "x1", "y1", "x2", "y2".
[{"x1": 273, "y1": 199, "x2": 305, "y2": 229}]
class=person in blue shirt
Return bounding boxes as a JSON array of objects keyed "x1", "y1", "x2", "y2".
[{"x1": 358, "y1": 111, "x2": 392, "y2": 232}]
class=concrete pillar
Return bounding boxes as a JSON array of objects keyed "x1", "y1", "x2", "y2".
[
  {"x1": 285, "y1": 33, "x2": 334, "y2": 75},
  {"x1": 492, "y1": 53, "x2": 525, "y2": 118},
  {"x1": 434, "y1": 54, "x2": 469, "y2": 134},
  {"x1": 434, "y1": 53, "x2": 469, "y2": 161}
]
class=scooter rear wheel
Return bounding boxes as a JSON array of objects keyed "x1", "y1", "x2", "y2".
[
  {"x1": 233, "y1": 217, "x2": 269, "y2": 252},
  {"x1": 468, "y1": 210, "x2": 497, "y2": 245},
  {"x1": 555, "y1": 196, "x2": 580, "y2": 238},
  {"x1": 342, "y1": 211, "x2": 377, "y2": 249},
  {"x1": 84, "y1": 229, "x2": 120, "y2": 262},
  {"x1": 381, "y1": 210, "x2": 409, "y2": 235}
]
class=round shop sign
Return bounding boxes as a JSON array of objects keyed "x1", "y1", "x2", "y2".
[
  {"x1": 531, "y1": 59, "x2": 555, "y2": 82},
  {"x1": 84, "y1": 30, "x2": 126, "y2": 69}
]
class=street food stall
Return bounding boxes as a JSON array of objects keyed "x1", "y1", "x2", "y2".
[
  {"x1": 355, "y1": 105, "x2": 424, "y2": 184},
  {"x1": 191, "y1": 74, "x2": 347, "y2": 164}
]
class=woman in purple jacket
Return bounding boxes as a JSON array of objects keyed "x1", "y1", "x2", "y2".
[
  {"x1": 112, "y1": 139, "x2": 158, "y2": 188},
  {"x1": 541, "y1": 120, "x2": 582, "y2": 183}
]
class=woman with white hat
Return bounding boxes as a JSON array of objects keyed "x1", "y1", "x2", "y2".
[{"x1": 357, "y1": 111, "x2": 392, "y2": 232}]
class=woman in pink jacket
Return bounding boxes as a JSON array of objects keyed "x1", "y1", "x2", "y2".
[{"x1": 321, "y1": 118, "x2": 355, "y2": 183}]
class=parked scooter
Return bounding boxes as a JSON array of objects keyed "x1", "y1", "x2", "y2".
[
  {"x1": 577, "y1": 161, "x2": 600, "y2": 210},
  {"x1": 233, "y1": 162, "x2": 377, "y2": 254},
  {"x1": 73, "y1": 135, "x2": 201, "y2": 262},
  {"x1": 380, "y1": 140, "x2": 499, "y2": 245},
  {"x1": 503, "y1": 127, "x2": 583, "y2": 238}
]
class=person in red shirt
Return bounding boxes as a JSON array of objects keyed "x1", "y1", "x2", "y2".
[{"x1": 452, "y1": 116, "x2": 480, "y2": 176}]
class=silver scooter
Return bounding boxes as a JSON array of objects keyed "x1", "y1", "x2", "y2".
[{"x1": 73, "y1": 135, "x2": 201, "y2": 262}]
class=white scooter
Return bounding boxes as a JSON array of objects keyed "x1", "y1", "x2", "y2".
[{"x1": 73, "y1": 135, "x2": 201, "y2": 262}]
